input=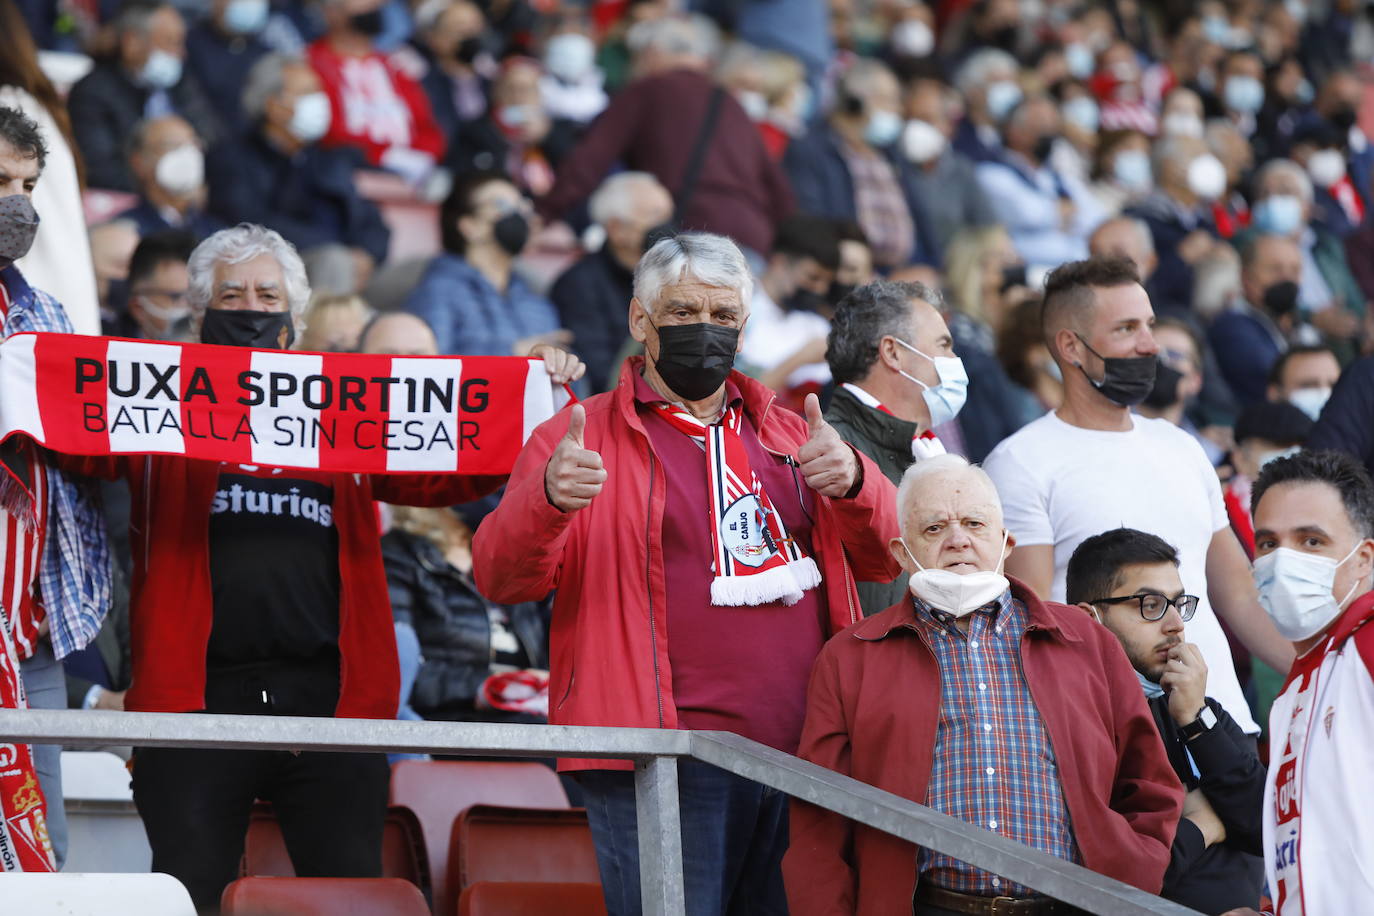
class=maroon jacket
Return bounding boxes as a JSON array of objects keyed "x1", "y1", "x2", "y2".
[
  {"x1": 783, "y1": 579, "x2": 1183, "y2": 914},
  {"x1": 67, "y1": 454, "x2": 502, "y2": 719},
  {"x1": 538, "y1": 68, "x2": 795, "y2": 255}
]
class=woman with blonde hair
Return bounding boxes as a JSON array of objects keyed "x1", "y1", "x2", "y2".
[
  {"x1": 297, "y1": 293, "x2": 374, "y2": 352},
  {"x1": 942, "y1": 224, "x2": 1025, "y2": 354}
]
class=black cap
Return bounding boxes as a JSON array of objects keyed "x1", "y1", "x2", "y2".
[{"x1": 1234, "y1": 400, "x2": 1315, "y2": 447}]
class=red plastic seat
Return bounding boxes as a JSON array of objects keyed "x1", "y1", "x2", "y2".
[
  {"x1": 240, "y1": 803, "x2": 429, "y2": 896},
  {"x1": 388, "y1": 761, "x2": 569, "y2": 915},
  {"x1": 221, "y1": 877, "x2": 428, "y2": 915},
  {"x1": 448, "y1": 804, "x2": 600, "y2": 912},
  {"x1": 458, "y1": 881, "x2": 608, "y2": 916}
]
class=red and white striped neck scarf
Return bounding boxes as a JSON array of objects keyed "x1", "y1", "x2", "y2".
[{"x1": 652, "y1": 401, "x2": 820, "y2": 606}]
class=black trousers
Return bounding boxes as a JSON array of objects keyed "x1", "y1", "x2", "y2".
[{"x1": 131, "y1": 659, "x2": 389, "y2": 913}]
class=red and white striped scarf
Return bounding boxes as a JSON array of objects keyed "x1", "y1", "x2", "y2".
[{"x1": 652, "y1": 402, "x2": 820, "y2": 607}]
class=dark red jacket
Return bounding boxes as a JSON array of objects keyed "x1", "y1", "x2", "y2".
[
  {"x1": 472, "y1": 359, "x2": 901, "y2": 770},
  {"x1": 783, "y1": 579, "x2": 1184, "y2": 914},
  {"x1": 68, "y1": 454, "x2": 501, "y2": 719},
  {"x1": 538, "y1": 68, "x2": 795, "y2": 255}
]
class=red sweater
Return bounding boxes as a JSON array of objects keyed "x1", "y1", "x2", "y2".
[
  {"x1": 68, "y1": 454, "x2": 501, "y2": 719},
  {"x1": 307, "y1": 39, "x2": 446, "y2": 166},
  {"x1": 783, "y1": 580, "x2": 1183, "y2": 913},
  {"x1": 539, "y1": 68, "x2": 795, "y2": 255}
]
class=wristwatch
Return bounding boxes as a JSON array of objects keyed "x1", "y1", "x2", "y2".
[{"x1": 1180, "y1": 705, "x2": 1218, "y2": 741}]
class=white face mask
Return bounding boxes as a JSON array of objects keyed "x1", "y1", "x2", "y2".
[
  {"x1": 135, "y1": 295, "x2": 192, "y2": 339},
  {"x1": 901, "y1": 118, "x2": 946, "y2": 164},
  {"x1": 1307, "y1": 149, "x2": 1347, "y2": 188},
  {"x1": 736, "y1": 89, "x2": 769, "y2": 122},
  {"x1": 544, "y1": 32, "x2": 596, "y2": 83},
  {"x1": 1186, "y1": 154, "x2": 1228, "y2": 201},
  {"x1": 289, "y1": 92, "x2": 333, "y2": 143},
  {"x1": 891, "y1": 19, "x2": 935, "y2": 58},
  {"x1": 155, "y1": 144, "x2": 204, "y2": 196},
  {"x1": 1161, "y1": 112, "x2": 1204, "y2": 138},
  {"x1": 894, "y1": 338, "x2": 968, "y2": 427},
  {"x1": 141, "y1": 48, "x2": 183, "y2": 90},
  {"x1": 1289, "y1": 386, "x2": 1332, "y2": 421},
  {"x1": 1253, "y1": 541, "x2": 1367, "y2": 641},
  {"x1": 902, "y1": 529, "x2": 1010, "y2": 617}
]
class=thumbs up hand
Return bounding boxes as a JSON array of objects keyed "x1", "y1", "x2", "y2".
[
  {"x1": 797, "y1": 393, "x2": 861, "y2": 498},
  {"x1": 544, "y1": 404, "x2": 607, "y2": 512}
]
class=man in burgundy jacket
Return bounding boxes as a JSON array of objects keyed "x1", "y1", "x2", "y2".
[
  {"x1": 784, "y1": 454, "x2": 1183, "y2": 916},
  {"x1": 537, "y1": 18, "x2": 794, "y2": 260},
  {"x1": 473, "y1": 232, "x2": 899, "y2": 915}
]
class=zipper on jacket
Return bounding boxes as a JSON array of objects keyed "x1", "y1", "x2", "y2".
[{"x1": 646, "y1": 449, "x2": 665, "y2": 728}]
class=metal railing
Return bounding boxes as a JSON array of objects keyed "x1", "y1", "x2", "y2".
[{"x1": 0, "y1": 710, "x2": 1200, "y2": 916}]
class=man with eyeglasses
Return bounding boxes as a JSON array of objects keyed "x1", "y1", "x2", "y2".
[{"x1": 1067, "y1": 527, "x2": 1265, "y2": 915}]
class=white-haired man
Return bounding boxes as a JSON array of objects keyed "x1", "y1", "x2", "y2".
[
  {"x1": 65, "y1": 223, "x2": 581, "y2": 910},
  {"x1": 473, "y1": 232, "x2": 901, "y2": 915},
  {"x1": 550, "y1": 171, "x2": 674, "y2": 392},
  {"x1": 784, "y1": 454, "x2": 1183, "y2": 915}
]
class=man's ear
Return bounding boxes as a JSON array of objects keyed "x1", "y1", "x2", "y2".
[
  {"x1": 888, "y1": 536, "x2": 912, "y2": 572},
  {"x1": 1054, "y1": 328, "x2": 1082, "y2": 369},
  {"x1": 1004, "y1": 528, "x2": 1017, "y2": 551},
  {"x1": 627, "y1": 297, "x2": 649, "y2": 344},
  {"x1": 877, "y1": 335, "x2": 902, "y2": 372},
  {"x1": 1075, "y1": 601, "x2": 1103, "y2": 624}
]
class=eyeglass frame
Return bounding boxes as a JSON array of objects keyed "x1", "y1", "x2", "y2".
[{"x1": 1089, "y1": 592, "x2": 1200, "y2": 622}]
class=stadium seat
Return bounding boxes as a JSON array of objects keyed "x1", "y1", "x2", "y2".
[
  {"x1": 447, "y1": 804, "x2": 599, "y2": 913},
  {"x1": 60, "y1": 750, "x2": 152, "y2": 873},
  {"x1": 388, "y1": 760, "x2": 569, "y2": 916},
  {"x1": 221, "y1": 877, "x2": 428, "y2": 916},
  {"x1": 240, "y1": 803, "x2": 429, "y2": 898},
  {"x1": 0, "y1": 873, "x2": 194, "y2": 914},
  {"x1": 458, "y1": 881, "x2": 608, "y2": 916}
]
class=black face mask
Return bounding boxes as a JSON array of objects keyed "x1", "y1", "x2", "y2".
[
  {"x1": 1031, "y1": 133, "x2": 1057, "y2": 164},
  {"x1": 1000, "y1": 263, "x2": 1028, "y2": 294},
  {"x1": 455, "y1": 35, "x2": 484, "y2": 64},
  {"x1": 651, "y1": 321, "x2": 739, "y2": 402},
  {"x1": 1263, "y1": 280, "x2": 1300, "y2": 317},
  {"x1": 829, "y1": 281, "x2": 856, "y2": 306},
  {"x1": 200, "y1": 308, "x2": 295, "y2": 349},
  {"x1": 988, "y1": 24, "x2": 1018, "y2": 51},
  {"x1": 349, "y1": 9, "x2": 385, "y2": 36},
  {"x1": 785, "y1": 288, "x2": 829, "y2": 314},
  {"x1": 492, "y1": 212, "x2": 530, "y2": 256},
  {"x1": 1142, "y1": 360, "x2": 1184, "y2": 409},
  {"x1": 1074, "y1": 333, "x2": 1157, "y2": 407},
  {"x1": 1329, "y1": 106, "x2": 1358, "y2": 133}
]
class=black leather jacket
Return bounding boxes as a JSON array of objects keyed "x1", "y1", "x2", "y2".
[{"x1": 382, "y1": 530, "x2": 549, "y2": 721}]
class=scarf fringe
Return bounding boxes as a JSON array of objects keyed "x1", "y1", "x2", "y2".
[
  {"x1": 711, "y1": 564, "x2": 805, "y2": 607},
  {"x1": 0, "y1": 467, "x2": 36, "y2": 532},
  {"x1": 787, "y1": 556, "x2": 822, "y2": 591}
]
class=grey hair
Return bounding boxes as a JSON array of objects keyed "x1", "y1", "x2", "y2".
[
  {"x1": 116, "y1": 1, "x2": 166, "y2": 37},
  {"x1": 1091, "y1": 215, "x2": 1155, "y2": 258},
  {"x1": 1151, "y1": 132, "x2": 1204, "y2": 180},
  {"x1": 894, "y1": 454, "x2": 1001, "y2": 537},
  {"x1": 1191, "y1": 245, "x2": 1242, "y2": 321},
  {"x1": 632, "y1": 232, "x2": 752, "y2": 313},
  {"x1": 1255, "y1": 158, "x2": 1314, "y2": 205},
  {"x1": 626, "y1": 14, "x2": 720, "y2": 63},
  {"x1": 954, "y1": 48, "x2": 1018, "y2": 96},
  {"x1": 826, "y1": 280, "x2": 941, "y2": 385},
  {"x1": 187, "y1": 224, "x2": 312, "y2": 324},
  {"x1": 588, "y1": 172, "x2": 664, "y2": 226},
  {"x1": 242, "y1": 53, "x2": 302, "y2": 122},
  {"x1": 837, "y1": 57, "x2": 897, "y2": 107}
]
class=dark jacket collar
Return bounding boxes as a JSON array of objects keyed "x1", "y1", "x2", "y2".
[{"x1": 828, "y1": 385, "x2": 918, "y2": 452}]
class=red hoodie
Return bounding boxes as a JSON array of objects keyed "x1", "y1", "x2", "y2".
[
  {"x1": 67, "y1": 454, "x2": 501, "y2": 719},
  {"x1": 472, "y1": 359, "x2": 902, "y2": 771}
]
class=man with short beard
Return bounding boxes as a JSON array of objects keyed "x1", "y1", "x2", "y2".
[{"x1": 1068, "y1": 527, "x2": 1264, "y2": 915}]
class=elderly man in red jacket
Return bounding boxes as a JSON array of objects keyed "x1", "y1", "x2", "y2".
[
  {"x1": 784, "y1": 453, "x2": 1183, "y2": 916},
  {"x1": 473, "y1": 231, "x2": 900, "y2": 916}
]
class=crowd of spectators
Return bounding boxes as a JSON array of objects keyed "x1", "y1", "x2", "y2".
[{"x1": 4, "y1": 0, "x2": 1374, "y2": 912}]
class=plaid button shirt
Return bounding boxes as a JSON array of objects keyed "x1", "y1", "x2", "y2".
[
  {"x1": 911, "y1": 590, "x2": 1079, "y2": 896},
  {"x1": 837, "y1": 143, "x2": 914, "y2": 269}
]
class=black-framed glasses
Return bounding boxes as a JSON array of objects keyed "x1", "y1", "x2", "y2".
[{"x1": 1091, "y1": 593, "x2": 1199, "y2": 622}]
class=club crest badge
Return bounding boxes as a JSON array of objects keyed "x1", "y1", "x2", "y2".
[{"x1": 720, "y1": 494, "x2": 778, "y2": 567}]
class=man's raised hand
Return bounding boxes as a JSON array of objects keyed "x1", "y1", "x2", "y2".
[
  {"x1": 544, "y1": 404, "x2": 606, "y2": 512},
  {"x1": 798, "y1": 393, "x2": 860, "y2": 498}
]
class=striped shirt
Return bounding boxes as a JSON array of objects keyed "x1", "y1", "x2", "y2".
[
  {"x1": 911, "y1": 590, "x2": 1079, "y2": 896},
  {"x1": 0, "y1": 281, "x2": 48, "y2": 659}
]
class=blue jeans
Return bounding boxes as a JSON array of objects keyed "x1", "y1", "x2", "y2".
[
  {"x1": 578, "y1": 759, "x2": 789, "y2": 916},
  {"x1": 389, "y1": 622, "x2": 428, "y2": 765},
  {"x1": 20, "y1": 638, "x2": 68, "y2": 869}
]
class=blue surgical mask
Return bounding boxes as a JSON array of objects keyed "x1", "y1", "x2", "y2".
[
  {"x1": 1113, "y1": 149, "x2": 1153, "y2": 192},
  {"x1": 141, "y1": 48, "x2": 183, "y2": 90},
  {"x1": 288, "y1": 91, "x2": 332, "y2": 143},
  {"x1": 894, "y1": 338, "x2": 968, "y2": 427},
  {"x1": 986, "y1": 80, "x2": 1023, "y2": 122},
  {"x1": 1062, "y1": 96, "x2": 1100, "y2": 133},
  {"x1": 864, "y1": 109, "x2": 903, "y2": 147},
  {"x1": 1252, "y1": 194, "x2": 1303, "y2": 236},
  {"x1": 1064, "y1": 42, "x2": 1095, "y2": 79},
  {"x1": 1203, "y1": 16, "x2": 1232, "y2": 46},
  {"x1": 1254, "y1": 542, "x2": 1365, "y2": 640},
  {"x1": 223, "y1": 0, "x2": 269, "y2": 34},
  {"x1": 1223, "y1": 75, "x2": 1264, "y2": 114}
]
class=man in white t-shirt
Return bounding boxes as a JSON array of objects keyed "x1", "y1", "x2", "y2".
[{"x1": 984, "y1": 256, "x2": 1294, "y2": 734}]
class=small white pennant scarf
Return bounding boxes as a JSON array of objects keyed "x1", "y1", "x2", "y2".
[{"x1": 653, "y1": 401, "x2": 821, "y2": 606}]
